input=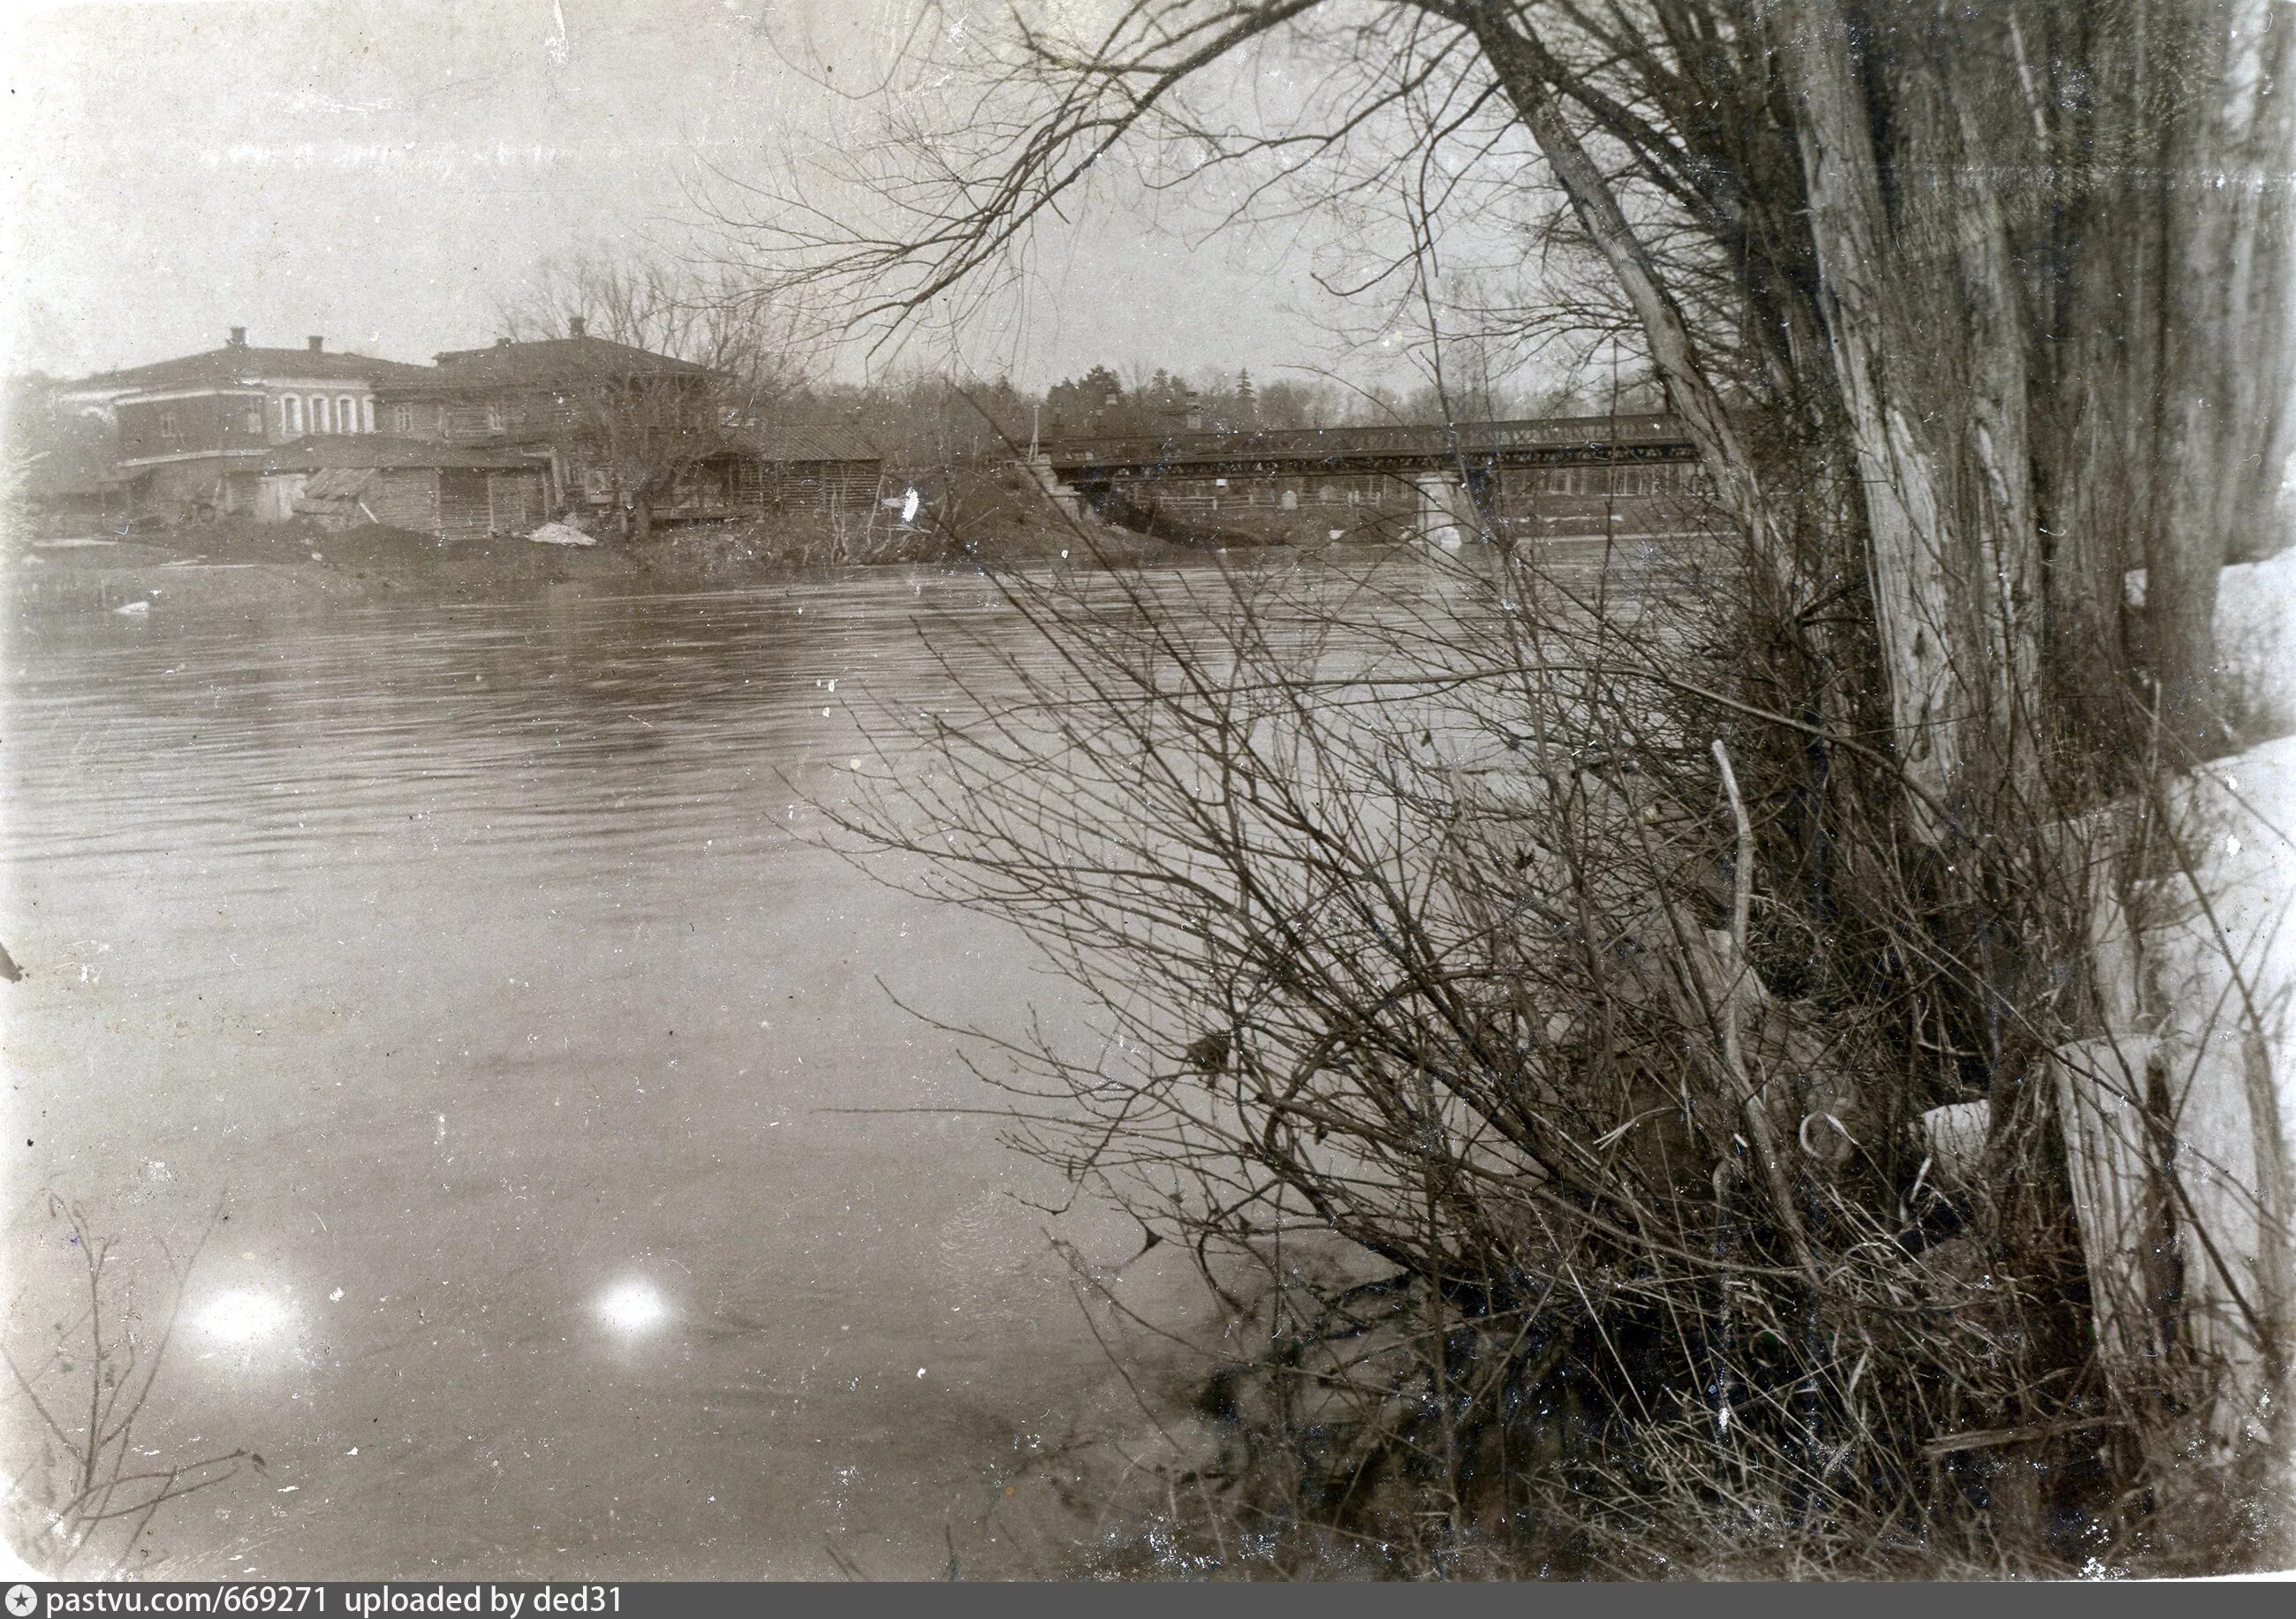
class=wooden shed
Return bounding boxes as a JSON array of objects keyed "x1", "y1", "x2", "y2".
[
  {"x1": 728, "y1": 425, "x2": 887, "y2": 519},
  {"x1": 257, "y1": 437, "x2": 549, "y2": 538}
]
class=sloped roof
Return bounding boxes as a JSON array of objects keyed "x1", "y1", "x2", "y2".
[
  {"x1": 259, "y1": 435, "x2": 546, "y2": 473},
  {"x1": 65, "y1": 344, "x2": 433, "y2": 394},
  {"x1": 405, "y1": 334, "x2": 720, "y2": 395},
  {"x1": 299, "y1": 469, "x2": 377, "y2": 503},
  {"x1": 732, "y1": 423, "x2": 885, "y2": 464}
]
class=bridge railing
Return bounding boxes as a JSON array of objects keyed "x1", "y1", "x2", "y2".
[{"x1": 1042, "y1": 412, "x2": 1690, "y2": 467}]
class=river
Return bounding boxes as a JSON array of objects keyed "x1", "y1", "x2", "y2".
[{"x1": 1, "y1": 563, "x2": 1297, "y2": 1579}]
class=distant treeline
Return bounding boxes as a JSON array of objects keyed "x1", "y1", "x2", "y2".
[{"x1": 769, "y1": 362, "x2": 1669, "y2": 465}]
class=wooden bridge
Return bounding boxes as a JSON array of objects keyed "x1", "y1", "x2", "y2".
[
  {"x1": 1040, "y1": 412, "x2": 1697, "y2": 480},
  {"x1": 1035, "y1": 413, "x2": 1709, "y2": 547}
]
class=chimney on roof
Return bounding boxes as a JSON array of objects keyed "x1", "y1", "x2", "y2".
[
  {"x1": 228, "y1": 326, "x2": 247, "y2": 348},
  {"x1": 307, "y1": 336, "x2": 324, "y2": 352},
  {"x1": 568, "y1": 315, "x2": 586, "y2": 338}
]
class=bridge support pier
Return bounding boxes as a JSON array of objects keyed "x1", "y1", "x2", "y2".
[
  {"x1": 1414, "y1": 473, "x2": 1481, "y2": 551},
  {"x1": 1019, "y1": 451, "x2": 1086, "y2": 522}
]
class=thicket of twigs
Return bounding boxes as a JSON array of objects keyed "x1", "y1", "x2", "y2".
[
  {"x1": 747, "y1": 0, "x2": 2294, "y2": 1578},
  {"x1": 1, "y1": 1199, "x2": 250, "y2": 1576},
  {"x1": 822, "y1": 498, "x2": 2286, "y2": 1577}
]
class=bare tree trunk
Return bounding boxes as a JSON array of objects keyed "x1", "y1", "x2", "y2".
[
  {"x1": 2035, "y1": 3, "x2": 2153, "y2": 753},
  {"x1": 1948, "y1": 99, "x2": 2045, "y2": 792},
  {"x1": 1474, "y1": 1, "x2": 2048, "y2": 834},
  {"x1": 1463, "y1": 16, "x2": 1759, "y2": 526},
  {"x1": 2224, "y1": 9, "x2": 2296, "y2": 573},
  {"x1": 1769, "y1": 0, "x2": 1967, "y2": 827},
  {"x1": 2136, "y1": 0, "x2": 2285, "y2": 753}
]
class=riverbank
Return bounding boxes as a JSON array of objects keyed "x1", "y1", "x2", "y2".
[
  {"x1": 6, "y1": 464, "x2": 1199, "y2": 615},
  {"x1": 6, "y1": 517, "x2": 1195, "y2": 614}
]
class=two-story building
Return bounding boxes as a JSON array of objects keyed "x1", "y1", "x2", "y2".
[
  {"x1": 55, "y1": 328, "x2": 433, "y2": 517},
  {"x1": 44, "y1": 321, "x2": 863, "y2": 539},
  {"x1": 371, "y1": 319, "x2": 723, "y2": 515}
]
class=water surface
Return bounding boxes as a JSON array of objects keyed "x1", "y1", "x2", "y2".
[{"x1": 3, "y1": 566, "x2": 1252, "y2": 1578}]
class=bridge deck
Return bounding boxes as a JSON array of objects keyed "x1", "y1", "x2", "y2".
[{"x1": 1042, "y1": 412, "x2": 1696, "y2": 475}]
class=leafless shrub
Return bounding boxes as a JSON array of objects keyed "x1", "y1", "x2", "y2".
[
  {"x1": 807, "y1": 513, "x2": 2287, "y2": 1576},
  {"x1": 0, "y1": 1198, "x2": 250, "y2": 1577},
  {"x1": 736, "y1": 0, "x2": 2292, "y2": 1577}
]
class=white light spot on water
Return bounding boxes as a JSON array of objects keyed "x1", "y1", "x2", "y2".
[
  {"x1": 196, "y1": 1290, "x2": 296, "y2": 1344},
  {"x1": 595, "y1": 1279, "x2": 670, "y2": 1335},
  {"x1": 900, "y1": 488, "x2": 921, "y2": 524},
  {"x1": 330, "y1": 1287, "x2": 345, "y2": 1302},
  {"x1": 916, "y1": 1366, "x2": 927, "y2": 1378}
]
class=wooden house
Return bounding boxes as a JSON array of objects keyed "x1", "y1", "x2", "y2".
[
  {"x1": 731, "y1": 425, "x2": 889, "y2": 518},
  {"x1": 371, "y1": 320, "x2": 723, "y2": 511},
  {"x1": 610, "y1": 424, "x2": 890, "y2": 526}
]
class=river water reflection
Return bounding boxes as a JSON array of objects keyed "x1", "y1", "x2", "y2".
[{"x1": 2, "y1": 564, "x2": 1330, "y2": 1578}]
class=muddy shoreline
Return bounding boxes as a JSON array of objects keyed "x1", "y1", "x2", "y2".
[{"x1": 6, "y1": 511, "x2": 1214, "y2": 618}]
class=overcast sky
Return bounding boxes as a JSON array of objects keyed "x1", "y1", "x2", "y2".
[{"x1": 0, "y1": 0, "x2": 1400, "y2": 390}]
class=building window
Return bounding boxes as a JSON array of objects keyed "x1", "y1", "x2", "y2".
[
  {"x1": 337, "y1": 396, "x2": 357, "y2": 434},
  {"x1": 485, "y1": 405, "x2": 504, "y2": 434},
  {"x1": 284, "y1": 397, "x2": 303, "y2": 435},
  {"x1": 363, "y1": 397, "x2": 376, "y2": 433},
  {"x1": 392, "y1": 404, "x2": 413, "y2": 435},
  {"x1": 158, "y1": 408, "x2": 178, "y2": 437},
  {"x1": 1280, "y1": 487, "x2": 1298, "y2": 511},
  {"x1": 242, "y1": 401, "x2": 263, "y2": 434}
]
